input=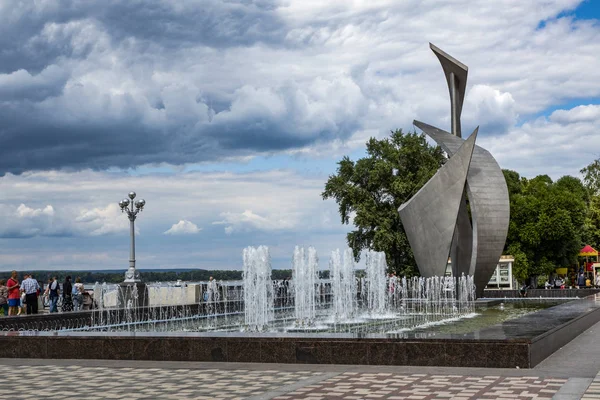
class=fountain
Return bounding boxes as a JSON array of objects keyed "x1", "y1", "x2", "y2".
[
  {"x1": 292, "y1": 246, "x2": 319, "y2": 326},
  {"x1": 242, "y1": 245, "x2": 274, "y2": 331},
  {"x1": 330, "y1": 248, "x2": 357, "y2": 322},
  {"x1": 50, "y1": 247, "x2": 480, "y2": 334},
  {"x1": 364, "y1": 250, "x2": 387, "y2": 315},
  {"x1": 0, "y1": 245, "x2": 589, "y2": 368}
]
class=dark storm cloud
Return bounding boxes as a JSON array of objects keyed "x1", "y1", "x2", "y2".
[
  {"x1": 95, "y1": 0, "x2": 287, "y2": 48},
  {"x1": 0, "y1": 0, "x2": 370, "y2": 175},
  {"x1": 5, "y1": 1, "x2": 593, "y2": 176},
  {"x1": 0, "y1": 0, "x2": 286, "y2": 75}
]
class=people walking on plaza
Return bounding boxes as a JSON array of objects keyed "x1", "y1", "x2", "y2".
[
  {"x1": 0, "y1": 279, "x2": 8, "y2": 316},
  {"x1": 43, "y1": 278, "x2": 52, "y2": 307},
  {"x1": 62, "y1": 276, "x2": 73, "y2": 312},
  {"x1": 6, "y1": 271, "x2": 20, "y2": 316},
  {"x1": 48, "y1": 276, "x2": 60, "y2": 313},
  {"x1": 21, "y1": 273, "x2": 40, "y2": 315},
  {"x1": 73, "y1": 277, "x2": 84, "y2": 311}
]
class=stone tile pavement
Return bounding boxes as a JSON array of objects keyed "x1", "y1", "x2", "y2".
[
  {"x1": 582, "y1": 371, "x2": 600, "y2": 400},
  {"x1": 273, "y1": 373, "x2": 567, "y2": 399},
  {"x1": 3, "y1": 318, "x2": 600, "y2": 399},
  {"x1": 0, "y1": 364, "x2": 326, "y2": 399},
  {"x1": 0, "y1": 361, "x2": 580, "y2": 399}
]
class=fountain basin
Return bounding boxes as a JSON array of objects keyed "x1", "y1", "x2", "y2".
[{"x1": 1, "y1": 295, "x2": 599, "y2": 368}]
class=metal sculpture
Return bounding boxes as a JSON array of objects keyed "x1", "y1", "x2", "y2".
[
  {"x1": 398, "y1": 129, "x2": 477, "y2": 277},
  {"x1": 398, "y1": 44, "x2": 510, "y2": 298}
]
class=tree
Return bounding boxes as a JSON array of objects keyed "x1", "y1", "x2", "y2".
[
  {"x1": 503, "y1": 170, "x2": 587, "y2": 284},
  {"x1": 322, "y1": 130, "x2": 445, "y2": 276},
  {"x1": 580, "y1": 158, "x2": 600, "y2": 249},
  {"x1": 581, "y1": 159, "x2": 600, "y2": 195}
]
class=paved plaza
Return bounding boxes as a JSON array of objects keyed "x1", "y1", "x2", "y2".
[{"x1": 3, "y1": 320, "x2": 600, "y2": 399}]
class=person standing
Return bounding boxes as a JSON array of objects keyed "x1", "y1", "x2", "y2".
[
  {"x1": 48, "y1": 276, "x2": 60, "y2": 313},
  {"x1": 0, "y1": 279, "x2": 8, "y2": 316},
  {"x1": 62, "y1": 276, "x2": 73, "y2": 312},
  {"x1": 6, "y1": 271, "x2": 20, "y2": 316},
  {"x1": 21, "y1": 273, "x2": 40, "y2": 314},
  {"x1": 578, "y1": 273, "x2": 586, "y2": 289},
  {"x1": 73, "y1": 277, "x2": 84, "y2": 311}
]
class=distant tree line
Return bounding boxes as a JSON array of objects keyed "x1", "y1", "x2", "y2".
[{"x1": 0, "y1": 269, "x2": 295, "y2": 284}]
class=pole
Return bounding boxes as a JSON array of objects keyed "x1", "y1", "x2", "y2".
[{"x1": 129, "y1": 216, "x2": 135, "y2": 270}]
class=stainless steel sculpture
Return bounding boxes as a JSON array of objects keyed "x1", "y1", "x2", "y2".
[
  {"x1": 398, "y1": 129, "x2": 477, "y2": 277},
  {"x1": 398, "y1": 44, "x2": 510, "y2": 298}
]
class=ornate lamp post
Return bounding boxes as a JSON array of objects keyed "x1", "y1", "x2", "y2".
[{"x1": 119, "y1": 191, "x2": 146, "y2": 283}]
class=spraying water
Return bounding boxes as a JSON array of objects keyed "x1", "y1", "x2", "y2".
[
  {"x1": 330, "y1": 248, "x2": 357, "y2": 321},
  {"x1": 243, "y1": 245, "x2": 274, "y2": 331},
  {"x1": 365, "y1": 250, "x2": 387, "y2": 314},
  {"x1": 292, "y1": 246, "x2": 319, "y2": 326}
]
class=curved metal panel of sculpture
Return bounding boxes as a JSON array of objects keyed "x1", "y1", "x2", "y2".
[
  {"x1": 429, "y1": 43, "x2": 468, "y2": 138},
  {"x1": 413, "y1": 121, "x2": 510, "y2": 297},
  {"x1": 398, "y1": 129, "x2": 478, "y2": 278}
]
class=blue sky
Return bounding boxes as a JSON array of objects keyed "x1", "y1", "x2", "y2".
[{"x1": 0, "y1": 0, "x2": 599, "y2": 273}]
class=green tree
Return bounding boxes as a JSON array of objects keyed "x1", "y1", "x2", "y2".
[
  {"x1": 580, "y1": 158, "x2": 600, "y2": 249},
  {"x1": 322, "y1": 130, "x2": 445, "y2": 276},
  {"x1": 581, "y1": 159, "x2": 600, "y2": 195},
  {"x1": 503, "y1": 170, "x2": 587, "y2": 284}
]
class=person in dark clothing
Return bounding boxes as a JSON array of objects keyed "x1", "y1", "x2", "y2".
[
  {"x1": 62, "y1": 276, "x2": 73, "y2": 312},
  {"x1": 48, "y1": 276, "x2": 60, "y2": 313},
  {"x1": 519, "y1": 283, "x2": 529, "y2": 297},
  {"x1": 578, "y1": 273, "x2": 586, "y2": 288}
]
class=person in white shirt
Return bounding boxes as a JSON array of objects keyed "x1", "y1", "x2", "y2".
[{"x1": 20, "y1": 274, "x2": 40, "y2": 314}]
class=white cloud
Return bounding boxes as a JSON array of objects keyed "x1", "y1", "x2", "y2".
[
  {"x1": 16, "y1": 204, "x2": 54, "y2": 218},
  {"x1": 0, "y1": 168, "x2": 351, "y2": 269},
  {"x1": 75, "y1": 203, "x2": 130, "y2": 236},
  {"x1": 550, "y1": 104, "x2": 600, "y2": 124},
  {"x1": 164, "y1": 220, "x2": 201, "y2": 235},
  {"x1": 0, "y1": 203, "x2": 60, "y2": 238},
  {"x1": 481, "y1": 104, "x2": 600, "y2": 178},
  {"x1": 213, "y1": 210, "x2": 296, "y2": 234},
  {"x1": 462, "y1": 85, "x2": 518, "y2": 135}
]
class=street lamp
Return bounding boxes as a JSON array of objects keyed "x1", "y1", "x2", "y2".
[{"x1": 119, "y1": 191, "x2": 146, "y2": 283}]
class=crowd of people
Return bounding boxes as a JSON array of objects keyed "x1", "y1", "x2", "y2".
[{"x1": 0, "y1": 271, "x2": 90, "y2": 316}]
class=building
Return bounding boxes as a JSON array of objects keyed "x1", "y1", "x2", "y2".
[{"x1": 446, "y1": 255, "x2": 515, "y2": 290}]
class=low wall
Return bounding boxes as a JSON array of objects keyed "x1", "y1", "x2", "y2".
[
  {"x1": 482, "y1": 288, "x2": 600, "y2": 298},
  {"x1": 0, "y1": 334, "x2": 531, "y2": 368}
]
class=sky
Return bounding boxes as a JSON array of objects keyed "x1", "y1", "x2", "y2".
[{"x1": 0, "y1": 0, "x2": 599, "y2": 272}]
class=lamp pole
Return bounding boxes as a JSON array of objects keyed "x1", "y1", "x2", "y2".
[{"x1": 119, "y1": 192, "x2": 146, "y2": 283}]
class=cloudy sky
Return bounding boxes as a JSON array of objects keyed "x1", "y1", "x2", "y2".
[{"x1": 0, "y1": 0, "x2": 599, "y2": 272}]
